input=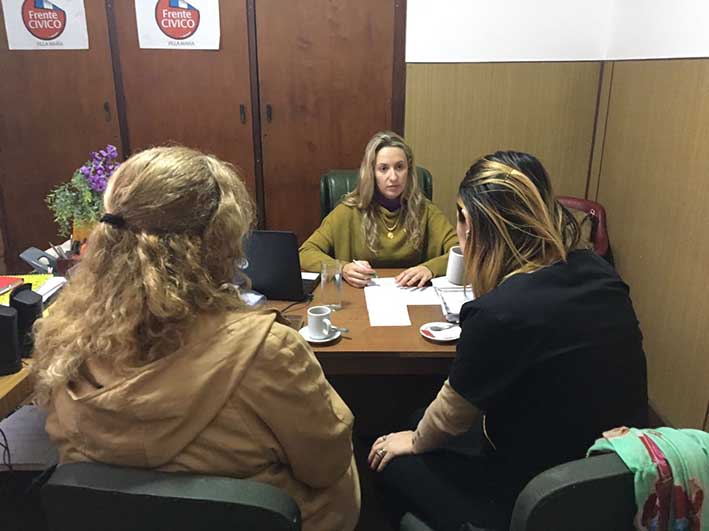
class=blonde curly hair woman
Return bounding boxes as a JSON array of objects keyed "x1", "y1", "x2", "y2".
[
  {"x1": 299, "y1": 131, "x2": 457, "y2": 288},
  {"x1": 34, "y1": 146, "x2": 360, "y2": 531}
]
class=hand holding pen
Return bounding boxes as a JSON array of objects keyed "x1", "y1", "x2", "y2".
[{"x1": 343, "y1": 259, "x2": 377, "y2": 288}]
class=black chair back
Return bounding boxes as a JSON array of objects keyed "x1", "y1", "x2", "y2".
[
  {"x1": 399, "y1": 453, "x2": 635, "y2": 531},
  {"x1": 509, "y1": 452, "x2": 635, "y2": 531},
  {"x1": 42, "y1": 462, "x2": 301, "y2": 531}
]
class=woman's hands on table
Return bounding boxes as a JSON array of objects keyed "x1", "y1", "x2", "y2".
[{"x1": 395, "y1": 265, "x2": 433, "y2": 288}]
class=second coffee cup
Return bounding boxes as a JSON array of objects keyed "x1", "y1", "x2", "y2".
[
  {"x1": 307, "y1": 305, "x2": 334, "y2": 339},
  {"x1": 446, "y1": 246, "x2": 465, "y2": 285}
]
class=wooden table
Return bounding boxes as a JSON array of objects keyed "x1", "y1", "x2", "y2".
[
  {"x1": 0, "y1": 361, "x2": 32, "y2": 419},
  {"x1": 0, "y1": 270, "x2": 457, "y2": 425},
  {"x1": 270, "y1": 269, "x2": 457, "y2": 375},
  {"x1": 269, "y1": 269, "x2": 458, "y2": 434}
]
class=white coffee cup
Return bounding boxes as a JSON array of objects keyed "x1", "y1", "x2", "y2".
[
  {"x1": 307, "y1": 305, "x2": 333, "y2": 339},
  {"x1": 446, "y1": 246, "x2": 465, "y2": 285}
]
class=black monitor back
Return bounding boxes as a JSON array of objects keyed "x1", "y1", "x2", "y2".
[{"x1": 242, "y1": 231, "x2": 309, "y2": 301}]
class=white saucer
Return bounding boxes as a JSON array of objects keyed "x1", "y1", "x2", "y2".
[
  {"x1": 419, "y1": 322, "x2": 461, "y2": 342},
  {"x1": 299, "y1": 326, "x2": 342, "y2": 344}
]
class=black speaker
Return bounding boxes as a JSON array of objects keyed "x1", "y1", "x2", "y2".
[
  {"x1": 10, "y1": 284, "x2": 43, "y2": 358},
  {"x1": 0, "y1": 305, "x2": 21, "y2": 376}
]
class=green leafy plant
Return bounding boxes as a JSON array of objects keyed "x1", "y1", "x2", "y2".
[{"x1": 46, "y1": 145, "x2": 119, "y2": 237}]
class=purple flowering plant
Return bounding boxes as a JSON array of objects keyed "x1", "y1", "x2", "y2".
[{"x1": 46, "y1": 145, "x2": 121, "y2": 237}]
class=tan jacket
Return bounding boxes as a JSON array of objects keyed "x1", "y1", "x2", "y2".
[{"x1": 45, "y1": 310, "x2": 360, "y2": 531}]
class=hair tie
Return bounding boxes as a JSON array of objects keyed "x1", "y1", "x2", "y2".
[{"x1": 100, "y1": 213, "x2": 126, "y2": 229}]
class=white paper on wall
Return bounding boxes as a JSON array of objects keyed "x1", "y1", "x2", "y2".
[
  {"x1": 406, "y1": 0, "x2": 610, "y2": 63},
  {"x1": 406, "y1": 0, "x2": 709, "y2": 63},
  {"x1": 2, "y1": 0, "x2": 89, "y2": 50},
  {"x1": 607, "y1": 0, "x2": 709, "y2": 60},
  {"x1": 135, "y1": 0, "x2": 220, "y2": 50}
]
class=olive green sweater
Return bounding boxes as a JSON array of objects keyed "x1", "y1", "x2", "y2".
[{"x1": 299, "y1": 201, "x2": 458, "y2": 276}]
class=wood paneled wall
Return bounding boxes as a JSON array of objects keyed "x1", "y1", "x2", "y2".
[
  {"x1": 405, "y1": 62, "x2": 602, "y2": 223},
  {"x1": 406, "y1": 59, "x2": 709, "y2": 429},
  {"x1": 0, "y1": 2, "x2": 121, "y2": 272},
  {"x1": 595, "y1": 59, "x2": 709, "y2": 428}
]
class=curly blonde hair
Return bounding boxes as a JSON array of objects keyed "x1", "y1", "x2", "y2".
[
  {"x1": 342, "y1": 131, "x2": 426, "y2": 253},
  {"x1": 32, "y1": 146, "x2": 255, "y2": 405}
]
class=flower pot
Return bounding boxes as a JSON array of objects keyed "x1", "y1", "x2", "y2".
[{"x1": 71, "y1": 220, "x2": 96, "y2": 245}]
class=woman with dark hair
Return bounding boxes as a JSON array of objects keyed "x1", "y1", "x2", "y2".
[
  {"x1": 299, "y1": 131, "x2": 457, "y2": 288},
  {"x1": 368, "y1": 151, "x2": 648, "y2": 530}
]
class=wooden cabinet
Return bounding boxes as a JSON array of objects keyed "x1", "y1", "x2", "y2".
[
  {"x1": 0, "y1": 2, "x2": 121, "y2": 272},
  {"x1": 256, "y1": 0, "x2": 396, "y2": 241},
  {"x1": 108, "y1": 0, "x2": 256, "y2": 194},
  {"x1": 0, "y1": 0, "x2": 399, "y2": 271}
]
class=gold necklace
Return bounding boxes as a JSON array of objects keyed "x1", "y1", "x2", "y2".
[{"x1": 380, "y1": 211, "x2": 402, "y2": 239}]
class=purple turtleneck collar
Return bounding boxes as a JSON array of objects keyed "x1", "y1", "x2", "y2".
[{"x1": 374, "y1": 188, "x2": 402, "y2": 212}]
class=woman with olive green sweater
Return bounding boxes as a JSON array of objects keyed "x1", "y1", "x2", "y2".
[{"x1": 299, "y1": 131, "x2": 457, "y2": 288}]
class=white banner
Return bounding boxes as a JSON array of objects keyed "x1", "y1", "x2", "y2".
[
  {"x1": 135, "y1": 0, "x2": 220, "y2": 50},
  {"x1": 2, "y1": 0, "x2": 88, "y2": 50},
  {"x1": 407, "y1": 0, "x2": 709, "y2": 62},
  {"x1": 406, "y1": 0, "x2": 610, "y2": 63}
]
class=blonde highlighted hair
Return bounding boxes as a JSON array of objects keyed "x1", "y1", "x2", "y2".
[
  {"x1": 342, "y1": 131, "x2": 425, "y2": 253},
  {"x1": 32, "y1": 146, "x2": 255, "y2": 405},
  {"x1": 458, "y1": 151, "x2": 580, "y2": 297}
]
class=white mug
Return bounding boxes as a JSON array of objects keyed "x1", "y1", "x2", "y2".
[
  {"x1": 307, "y1": 305, "x2": 333, "y2": 339},
  {"x1": 446, "y1": 246, "x2": 465, "y2": 285}
]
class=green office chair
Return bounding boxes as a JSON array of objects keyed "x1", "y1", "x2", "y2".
[
  {"x1": 319, "y1": 167, "x2": 433, "y2": 220},
  {"x1": 42, "y1": 462, "x2": 302, "y2": 531}
]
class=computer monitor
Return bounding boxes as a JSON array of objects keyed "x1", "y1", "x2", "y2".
[{"x1": 241, "y1": 230, "x2": 318, "y2": 301}]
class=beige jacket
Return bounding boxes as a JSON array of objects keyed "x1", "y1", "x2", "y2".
[{"x1": 45, "y1": 310, "x2": 360, "y2": 531}]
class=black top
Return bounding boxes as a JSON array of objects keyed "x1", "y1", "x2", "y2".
[{"x1": 449, "y1": 250, "x2": 648, "y2": 489}]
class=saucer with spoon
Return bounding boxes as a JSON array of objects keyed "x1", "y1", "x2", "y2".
[{"x1": 419, "y1": 321, "x2": 461, "y2": 342}]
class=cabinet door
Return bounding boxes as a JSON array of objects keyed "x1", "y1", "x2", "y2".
[
  {"x1": 256, "y1": 0, "x2": 394, "y2": 241},
  {"x1": 0, "y1": 2, "x2": 121, "y2": 272},
  {"x1": 110, "y1": 0, "x2": 255, "y2": 193}
]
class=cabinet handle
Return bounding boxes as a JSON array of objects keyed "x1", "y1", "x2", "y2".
[
  {"x1": 266, "y1": 104, "x2": 273, "y2": 123},
  {"x1": 239, "y1": 104, "x2": 246, "y2": 124},
  {"x1": 103, "y1": 102, "x2": 112, "y2": 122}
]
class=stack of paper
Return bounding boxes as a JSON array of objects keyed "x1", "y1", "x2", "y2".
[
  {"x1": 435, "y1": 286, "x2": 475, "y2": 322},
  {"x1": 35, "y1": 276, "x2": 67, "y2": 303},
  {"x1": 0, "y1": 273, "x2": 55, "y2": 306}
]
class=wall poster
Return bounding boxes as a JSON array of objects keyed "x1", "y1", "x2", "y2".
[
  {"x1": 135, "y1": 0, "x2": 220, "y2": 50},
  {"x1": 2, "y1": 0, "x2": 89, "y2": 50}
]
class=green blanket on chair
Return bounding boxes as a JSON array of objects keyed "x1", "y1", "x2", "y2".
[{"x1": 588, "y1": 427, "x2": 709, "y2": 531}]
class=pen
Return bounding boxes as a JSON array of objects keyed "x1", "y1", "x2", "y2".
[{"x1": 50, "y1": 242, "x2": 67, "y2": 259}]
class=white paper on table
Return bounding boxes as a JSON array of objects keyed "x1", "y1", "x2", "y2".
[
  {"x1": 301, "y1": 271, "x2": 319, "y2": 281},
  {"x1": 364, "y1": 282, "x2": 411, "y2": 326},
  {"x1": 368, "y1": 277, "x2": 441, "y2": 305},
  {"x1": 431, "y1": 276, "x2": 472, "y2": 290}
]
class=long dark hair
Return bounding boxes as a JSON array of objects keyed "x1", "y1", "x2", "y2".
[{"x1": 458, "y1": 151, "x2": 580, "y2": 296}]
